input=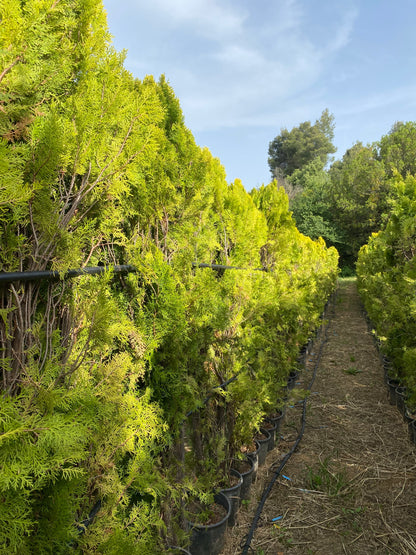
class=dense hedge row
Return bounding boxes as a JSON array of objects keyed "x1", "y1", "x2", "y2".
[
  {"x1": 0, "y1": 1, "x2": 338, "y2": 553},
  {"x1": 357, "y1": 175, "x2": 416, "y2": 407}
]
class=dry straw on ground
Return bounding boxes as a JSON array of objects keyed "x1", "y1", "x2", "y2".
[{"x1": 221, "y1": 280, "x2": 416, "y2": 555}]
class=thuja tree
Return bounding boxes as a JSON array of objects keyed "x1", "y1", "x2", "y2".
[
  {"x1": 169, "y1": 178, "x2": 339, "y2": 483},
  {"x1": 0, "y1": 1, "x2": 340, "y2": 551},
  {"x1": 180, "y1": 179, "x2": 269, "y2": 475},
  {"x1": 357, "y1": 174, "x2": 416, "y2": 405},
  {"x1": 0, "y1": 1, "x2": 170, "y2": 553},
  {"x1": 249, "y1": 182, "x2": 338, "y2": 395}
]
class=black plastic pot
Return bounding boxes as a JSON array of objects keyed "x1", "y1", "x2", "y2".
[
  {"x1": 395, "y1": 386, "x2": 407, "y2": 417},
  {"x1": 254, "y1": 430, "x2": 270, "y2": 467},
  {"x1": 245, "y1": 440, "x2": 260, "y2": 483},
  {"x1": 188, "y1": 491, "x2": 230, "y2": 555},
  {"x1": 387, "y1": 377, "x2": 400, "y2": 405},
  {"x1": 404, "y1": 405, "x2": 416, "y2": 424},
  {"x1": 373, "y1": 336, "x2": 382, "y2": 352},
  {"x1": 268, "y1": 410, "x2": 284, "y2": 436},
  {"x1": 261, "y1": 419, "x2": 278, "y2": 451},
  {"x1": 287, "y1": 370, "x2": 299, "y2": 391},
  {"x1": 167, "y1": 547, "x2": 192, "y2": 555},
  {"x1": 219, "y1": 468, "x2": 243, "y2": 527},
  {"x1": 409, "y1": 419, "x2": 416, "y2": 446},
  {"x1": 297, "y1": 345, "x2": 308, "y2": 365},
  {"x1": 382, "y1": 356, "x2": 393, "y2": 384},
  {"x1": 232, "y1": 458, "x2": 254, "y2": 501},
  {"x1": 297, "y1": 342, "x2": 311, "y2": 366}
]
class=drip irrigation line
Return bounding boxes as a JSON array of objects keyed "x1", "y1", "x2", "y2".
[
  {"x1": 77, "y1": 500, "x2": 102, "y2": 534},
  {"x1": 192, "y1": 263, "x2": 268, "y2": 272},
  {"x1": 0, "y1": 261, "x2": 267, "y2": 285},
  {"x1": 0, "y1": 265, "x2": 137, "y2": 284},
  {"x1": 240, "y1": 292, "x2": 336, "y2": 555}
]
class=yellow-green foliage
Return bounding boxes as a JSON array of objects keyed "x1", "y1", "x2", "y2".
[
  {"x1": 0, "y1": 1, "x2": 338, "y2": 552},
  {"x1": 357, "y1": 175, "x2": 416, "y2": 404}
]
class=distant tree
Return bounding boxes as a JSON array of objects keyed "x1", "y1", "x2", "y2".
[
  {"x1": 268, "y1": 109, "x2": 336, "y2": 180},
  {"x1": 328, "y1": 142, "x2": 390, "y2": 267},
  {"x1": 378, "y1": 121, "x2": 416, "y2": 177},
  {"x1": 290, "y1": 159, "x2": 343, "y2": 247}
]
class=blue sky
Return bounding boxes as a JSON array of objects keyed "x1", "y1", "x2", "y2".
[{"x1": 103, "y1": 0, "x2": 416, "y2": 190}]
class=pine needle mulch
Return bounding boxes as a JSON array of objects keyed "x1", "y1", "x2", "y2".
[{"x1": 221, "y1": 279, "x2": 416, "y2": 555}]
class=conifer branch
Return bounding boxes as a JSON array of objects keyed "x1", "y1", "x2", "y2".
[
  {"x1": 83, "y1": 235, "x2": 104, "y2": 267},
  {"x1": 0, "y1": 56, "x2": 22, "y2": 85},
  {"x1": 60, "y1": 162, "x2": 92, "y2": 229},
  {"x1": 53, "y1": 310, "x2": 96, "y2": 386},
  {"x1": 0, "y1": 426, "x2": 49, "y2": 442},
  {"x1": 90, "y1": 116, "x2": 139, "y2": 187},
  {"x1": 29, "y1": 199, "x2": 40, "y2": 252}
]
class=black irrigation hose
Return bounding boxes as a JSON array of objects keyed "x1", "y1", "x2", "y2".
[
  {"x1": 76, "y1": 500, "x2": 102, "y2": 534},
  {"x1": 240, "y1": 291, "x2": 337, "y2": 555},
  {"x1": 0, "y1": 265, "x2": 137, "y2": 284},
  {"x1": 193, "y1": 263, "x2": 268, "y2": 272},
  {"x1": 0, "y1": 262, "x2": 267, "y2": 285}
]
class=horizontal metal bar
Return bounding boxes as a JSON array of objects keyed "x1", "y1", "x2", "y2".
[
  {"x1": 0, "y1": 265, "x2": 137, "y2": 284},
  {"x1": 193, "y1": 263, "x2": 267, "y2": 272}
]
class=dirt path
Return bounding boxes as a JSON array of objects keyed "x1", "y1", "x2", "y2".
[{"x1": 222, "y1": 279, "x2": 416, "y2": 555}]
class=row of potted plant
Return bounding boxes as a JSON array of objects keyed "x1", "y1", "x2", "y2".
[
  {"x1": 175, "y1": 356, "x2": 306, "y2": 554},
  {"x1": 357, "y1": 174, "x2": 416, "y2": 425},
  {"x1": 363, "y1": 312, "x2": 416, "y2": 446}
]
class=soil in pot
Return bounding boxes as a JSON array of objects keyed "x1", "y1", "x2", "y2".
[{"x1": 187, "y1": 492, "x2": 230, "y2": 555}]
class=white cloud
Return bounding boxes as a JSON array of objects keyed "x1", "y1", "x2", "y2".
[
  {"x1": 103, "y1": 0, "x2": 416, "y2": 186},
  {"x1": 173, "y1": 5, "x2": 324, "y2": 131},
  {"x1": 212, "y1": 44, "x2": 265, "y2": 70},
  {"x1": 111, "y1": 1, "x2": 360, "y2": 134},
  {"x1": 141, "y1": 0, "x2": 248, "y2": 39},
  {"x1": 328, "y1": 7, "x2": 358, "y2": 53}
]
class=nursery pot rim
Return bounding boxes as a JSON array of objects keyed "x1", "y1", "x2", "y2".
[
  {"x1": 166, "y1": 546, "x2": 192, "y2": 555},
  {"x1": 219, "y1": 468, "x2": 243, "y2": 494},
  {"x1": 187, "y1": 491, "x2": 231, "y2": 531},
  {"x1": 255, "y1": 428, "x2": 271, "y2": 443}
]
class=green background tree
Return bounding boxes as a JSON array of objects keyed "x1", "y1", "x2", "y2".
[{"x1": 268, "y1": 109, "x2": 336, "y2": 180}]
